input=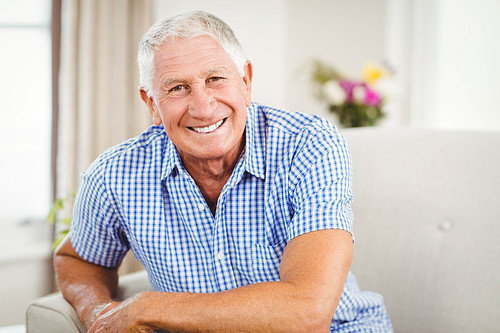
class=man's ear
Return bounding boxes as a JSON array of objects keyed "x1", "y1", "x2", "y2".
[
  {"x1": 242, "y1": 61, "x2": 253, "y2": 107},
  {"x1": 140, "y1": 88, "x2": 162, "y2": 126}
]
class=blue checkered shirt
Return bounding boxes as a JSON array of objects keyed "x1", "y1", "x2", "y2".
[{"x1": 70, "y1": 102, "x2": 392, "y2": 332}]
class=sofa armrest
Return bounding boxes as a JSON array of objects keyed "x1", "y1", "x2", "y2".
[
  {"x1": 26, "y1": 270, "x2": 151, "y2": 333},
  {"x1": 25, "y1": 292, "x2": 86, "y2": 333}
]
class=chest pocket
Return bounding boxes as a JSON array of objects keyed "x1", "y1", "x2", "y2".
[{"x1": 251, "y1": 241, "x2": 286, "y2": 283}]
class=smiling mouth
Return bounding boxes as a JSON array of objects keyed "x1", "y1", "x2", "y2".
[{"x1": 188, "y1": 118, "x2": 227, "y2": 134}]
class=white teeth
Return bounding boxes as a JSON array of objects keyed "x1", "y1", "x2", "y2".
[{"x1": 191, "y1": 119, "x2": 224, "y2": 133}]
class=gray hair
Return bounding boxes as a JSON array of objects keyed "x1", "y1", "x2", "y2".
[{"x1": 138, "y1": 10, "x2": 248, "y2": 97}]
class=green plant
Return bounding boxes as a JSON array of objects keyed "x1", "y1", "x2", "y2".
[{"x1": 48, "y1": 192, "x2": 75, "y2": 250}]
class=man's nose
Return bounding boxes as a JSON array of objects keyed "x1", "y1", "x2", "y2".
[{"x1": 188, "y1": 85, "x2": 217, "y2": 117}]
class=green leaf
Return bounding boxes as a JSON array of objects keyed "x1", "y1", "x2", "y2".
[
  {"x1": 311, "y1": 59, "x2": 342, "y2": 84},
  {"x1": 52, "y1": 230, "x2": 69, "y2": 250},
  {"x1": 48, "y1": 191, "x2": 76, "y2": 250},
  {"x1": 47, "y1": 198, "x2": 64, "y2": 224},
  {"x1": 60, "y1": 217, "x2": 72, "y2": 226}
]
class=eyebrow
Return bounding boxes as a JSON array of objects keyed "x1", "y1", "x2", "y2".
[{"x1": 159, "y1": 66, "x2": 231, "y2": 88}]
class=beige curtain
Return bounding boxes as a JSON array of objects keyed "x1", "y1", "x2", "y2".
[{"x1": 57, "y1": 0, "x2": 154, "y2": 274}]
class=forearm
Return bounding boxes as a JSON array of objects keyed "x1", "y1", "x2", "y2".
[
  {"x1": 54, "y1": 237, "x2": 119, "y2": 328},
  {"x1": 135, "y1": 280, "x2": 334, "y2": 333},
  {"x1": 135, "y1": 230, "x2": 351, "y2": 332},
  {"x1": 90, "y1": 230, "x2": 351, "y2": 333}
]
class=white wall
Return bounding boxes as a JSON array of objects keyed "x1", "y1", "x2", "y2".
[
  {"x1": 432, "y1": 0, "x2": 500, "y2": 130},
  {"x1": 386, "y1": 0, "x2": 500, "y2": 131}
]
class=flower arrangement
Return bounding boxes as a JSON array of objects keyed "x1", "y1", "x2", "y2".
[{"x1": 311, "y1": 59, "x2": 391, "y2": 127}]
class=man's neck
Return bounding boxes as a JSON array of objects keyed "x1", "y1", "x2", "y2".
[{"x1": 180, "y1": 142, "x2": 245, "y2": 216}]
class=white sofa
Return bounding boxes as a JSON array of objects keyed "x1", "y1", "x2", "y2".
[{"x1": 26, "y1": 129, "x2": 500, "y2": 332}]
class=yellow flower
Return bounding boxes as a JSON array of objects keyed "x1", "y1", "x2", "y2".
[{"x1": 362, "y1": 62, "x2": 388, "y2": 85}]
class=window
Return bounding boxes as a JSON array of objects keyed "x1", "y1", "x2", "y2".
[{"x1": 0, "y1": 0, "x2": 52, "y2": 225}]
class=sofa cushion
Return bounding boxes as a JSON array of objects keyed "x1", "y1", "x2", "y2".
[{"x1": 344, "y1": 128, "x2": 500, "y2": 333}]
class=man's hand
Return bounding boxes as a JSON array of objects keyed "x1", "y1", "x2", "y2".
[
  {"x1": 88, "y1": 294, "x2": 155, "y2": 333},
  {"x1": 90, "y1": 301, "x2": 120, "y2": 328}
]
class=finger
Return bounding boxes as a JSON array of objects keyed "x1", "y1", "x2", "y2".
[
  {"x1": 89, "y1": 316, "x2": 106, "y2": 333},
  {"x1": 95, "y1": 301, "x2": 121, "y2": 320}
]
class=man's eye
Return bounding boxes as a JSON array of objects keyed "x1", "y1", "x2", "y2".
[
  {"x1": 207, "y1": 77, "x2": 224, "y2": 83},
  {"x1": 169, "y1": 85, "x2": 185, "y2": 93}
]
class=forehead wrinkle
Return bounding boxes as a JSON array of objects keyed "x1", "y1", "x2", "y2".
[{"x1": 203, "y1": 65, "x2": 230, "y2": 76}]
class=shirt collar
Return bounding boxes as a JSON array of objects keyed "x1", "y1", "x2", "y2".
[
  {"x1": 161, "y1": 133, "x2": 183, "y2": 181},
  {"x1": 160, "y1": 102, "x2": 267, "y2": 181},
  {"x1": 244, "y1": 102, "x2": 266, "y2": 180}
]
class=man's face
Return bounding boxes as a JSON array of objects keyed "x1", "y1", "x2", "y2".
[{"x1": 142, "y1": 36, "x2": 252, "y2": 164}]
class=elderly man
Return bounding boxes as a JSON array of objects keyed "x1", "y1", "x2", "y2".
[{"x1": 54, "y1": 10, "x2": 392, "y2": 332}]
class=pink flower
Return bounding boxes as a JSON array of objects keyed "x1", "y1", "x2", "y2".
[
  {"x1": 339, "y1": 80, "x2": 357, "y2": 103},
  {"x1": 364, "y1": 86, "x2": 381, "y2": 107},
  {"x1": 339, "y1": 80, "x2": 382, "y2": 107}
]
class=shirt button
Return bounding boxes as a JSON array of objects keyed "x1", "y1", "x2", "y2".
[
  {"x1": 197, "y1": 203, "x2": 205, "y2": 211},
  {"x1": 216, "y1": 252, "x2": 225, "y2": 261}
]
